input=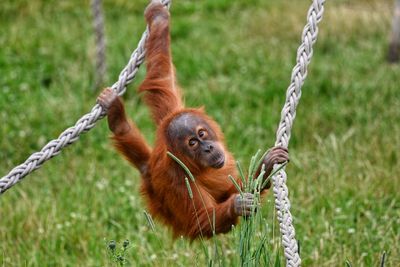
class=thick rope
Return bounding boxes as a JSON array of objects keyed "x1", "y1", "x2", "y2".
[
  {"x1": 0, "y1": 0, "x2": 171, "y2": 195},
  {"x1": 272, "y1": 0, "x2": 325, "y2": 266},
  {"x1": 91, "y1": 0, "x2": 107, "y2": 90}
]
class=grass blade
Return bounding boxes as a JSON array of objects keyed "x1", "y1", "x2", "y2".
[
  {"x1": 228, "y1": 175, "x2": 243, "y2": 196},
  {"x1": 167, "y1": 151, "x2": 196, "y2": 182}
]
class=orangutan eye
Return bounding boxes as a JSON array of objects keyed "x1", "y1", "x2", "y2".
[
  {"x1": 188, "y1": 138, "x2": 198, "y2": 147},
  {"x1": 198, "y1": 129, "x2": 207, "y2": 138}
]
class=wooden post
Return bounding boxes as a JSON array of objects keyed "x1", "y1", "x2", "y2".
[{"x1": 388, "y1": 0, "x2": 400, "y2": 63}]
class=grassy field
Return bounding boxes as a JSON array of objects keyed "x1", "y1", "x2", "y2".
[{"x1": 1, "y1": 0, "x2": 399, "y2": 266}]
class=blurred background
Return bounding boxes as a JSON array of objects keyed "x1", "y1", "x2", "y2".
[{"x1": 0, "y1": 0, "x2": 399, "y2": 266}]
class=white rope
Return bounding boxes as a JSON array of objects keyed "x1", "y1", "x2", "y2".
[
  {"x1": 91, "y1": 0, "x2": 107, "y2": 89},
  {"x1": 272, "y1": 0, "x2": 325, "y2": 266},
  {"x1": 0, "y1": 0, "x2": 171, "y2": 195}
]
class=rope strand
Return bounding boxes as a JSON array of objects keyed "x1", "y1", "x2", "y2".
[
  {"x1": 91, "y1": 0, "x2": 107, "y2": 90},
  {"x1": 272, "y1": 1, "x2": 325, "y2": 266}
]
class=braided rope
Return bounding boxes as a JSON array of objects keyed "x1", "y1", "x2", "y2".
[
  {"x1": 272, "y1": 0, "x2": 325, "y2": 266},
  {"x1": 91, "y1": 0, "x2": 107, "y2": 90},
  {"x1": 0, "y1": 0, "x2": 171, "y2": 195}
]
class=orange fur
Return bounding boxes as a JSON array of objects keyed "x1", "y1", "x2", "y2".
[
  {"x1": 138, "y1": 5, "x2": 183, "y2": 125},
  {"x1": 101, "y1": 2, "x2": 291, "y2": 239},
  {"x1": 101, "y1": 3, "x2": 294, "y2": 239},
  {"x1": 106, "y1": 5, "x2": 243, "y2": 239},
  {"x1": 141, "y1": 108, "x2": 240, "y2": 238}
]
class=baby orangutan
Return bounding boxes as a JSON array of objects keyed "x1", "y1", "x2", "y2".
[{"x1": 97, "y1": 1, "x2": 289, "y2": 239}]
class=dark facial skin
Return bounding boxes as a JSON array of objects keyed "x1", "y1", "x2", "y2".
[{"x1": 167, "y1": 113, "x2": 225, "y2": 169}]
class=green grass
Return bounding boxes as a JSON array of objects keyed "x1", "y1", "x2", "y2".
[{"x1": 0, "y1": 0, "x2": 399, "y2": 266}]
